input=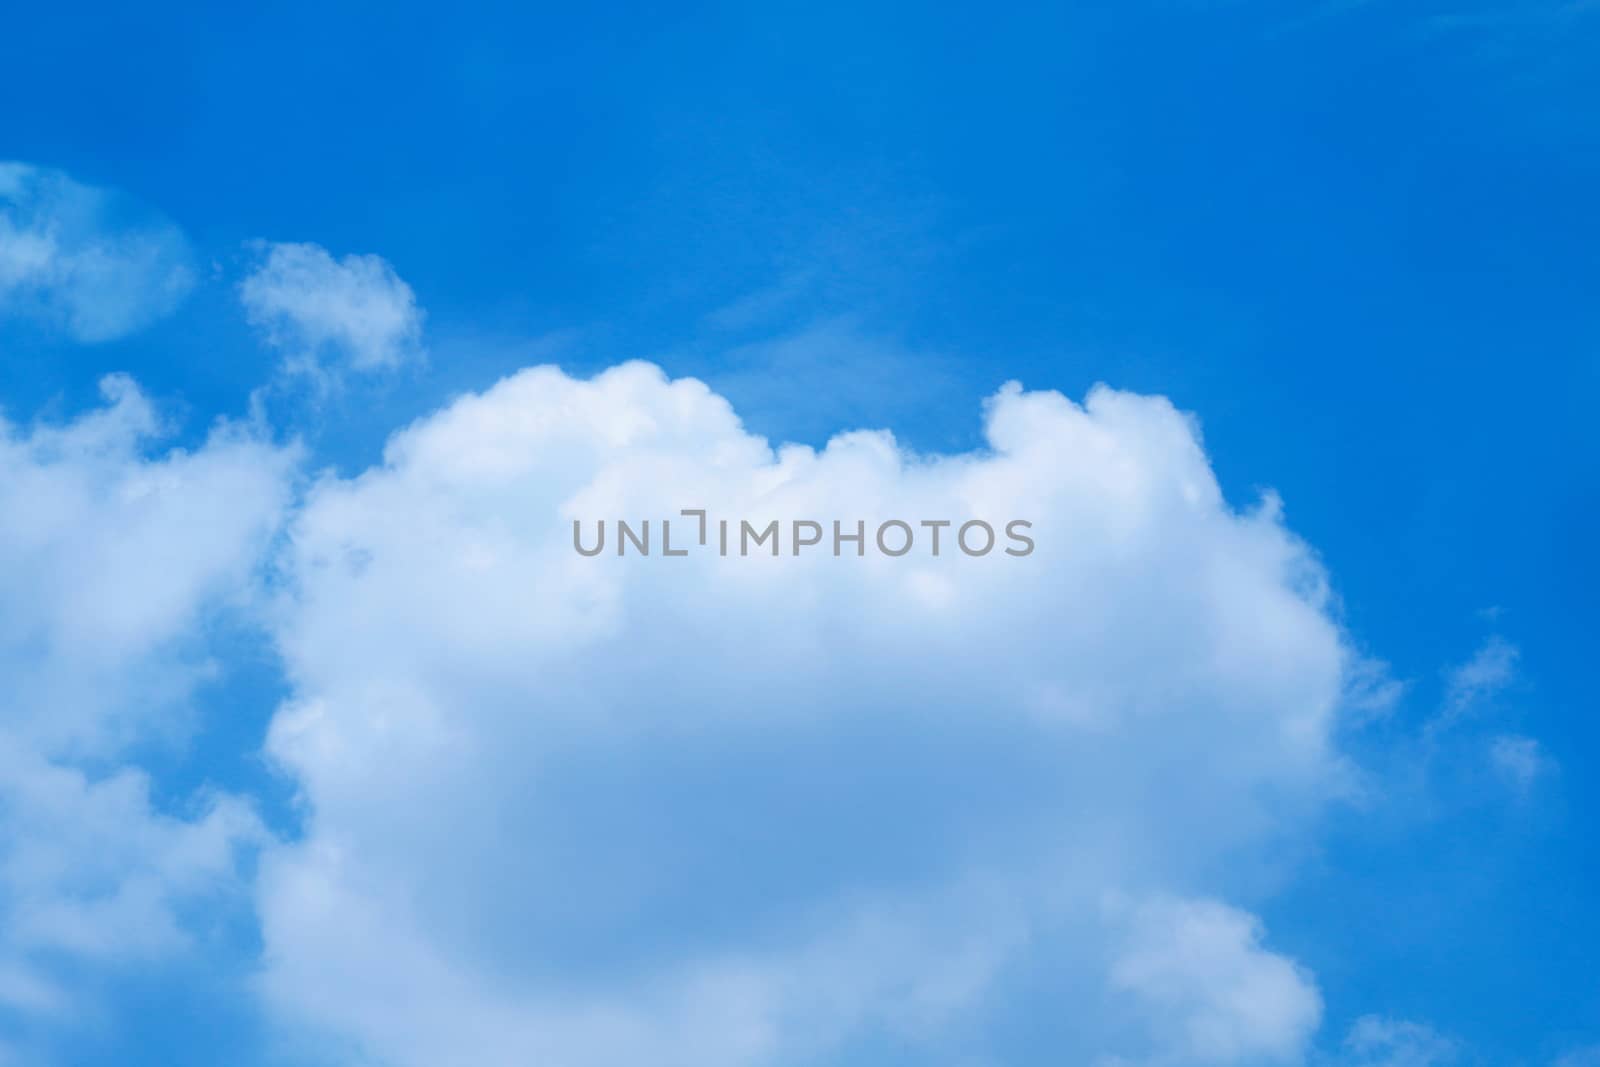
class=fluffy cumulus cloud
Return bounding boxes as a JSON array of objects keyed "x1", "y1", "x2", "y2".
[
  {"x1": 239, "y1": 241, "x2": 423, "y2": 379},
  {"x1": 0, "y1": 163, "x2": 195, "y2": 342},
  {"x1": 0, "y1": 377, "x2": 295, "y2": 1031},
  {"x1": 0, "y1": 376, "x2": 296, "y2": 756},
  {"x1": 255, "y1": 361, "x2": 1355, "y2": 1065}
]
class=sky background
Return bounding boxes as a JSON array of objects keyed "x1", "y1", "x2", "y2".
[{"x1": 1, "y1": 2, "x2": 1598, "y2": 1065}]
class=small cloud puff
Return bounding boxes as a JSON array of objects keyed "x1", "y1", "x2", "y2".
[
  {"x1": 0, "y1": 162, "x2": 195, "y2": 342},
  {"x1": 239, "y1": 240, "x2": 423, "y2": 380},
  {"x1": 1489, "y1": 733, "x2": 1549, "y2": 792}
]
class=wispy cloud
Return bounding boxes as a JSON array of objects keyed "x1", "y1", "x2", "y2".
[
  {"x1": 1432, "y1": 635, "x2": 1519, "y2": 734},
  {"x1": 689, "y1": 317, "x2": 968, "y2": 447},
  {"x1": 1340, "y1": 1015, "x2": 1459, "y2": 1067}
]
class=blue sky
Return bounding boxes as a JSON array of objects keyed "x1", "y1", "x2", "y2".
[{"x1": 1, "y1": 3, "x2": 1597, "y2": 1065}]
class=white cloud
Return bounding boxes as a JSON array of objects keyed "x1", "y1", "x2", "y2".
[
  {"x1": 1339, "y1": 1016, "x2": 1458, "y2": 1067},
  {"x1": 0, "y1": 377, "x2": 296, "y2": 1019},
  {"x1": 255, "y1": 361, "x2": 1357, "y2": 1065},
  {"x1": 0, "y1": 743, "x2": 262, "y2": 974},
  {"x1": 1105, "y1": 895, "x2": 1322, "y2": 1066},
  {"x1": 239, "y1": 241, "x2": 423, "y2": 379},
  {"x1": 0, "y1": 162, "x2": 195, "y2": 342},
  {"x1": 0, "y1": 375, "x2": 298, "y2": 757}
]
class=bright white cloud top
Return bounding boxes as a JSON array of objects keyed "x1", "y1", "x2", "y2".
[
  {"x1": 255, "y1": 362, "x2": 1352, "y2": 1066},
  {"x1": 0, "y1": 163, "x2": 195, "y2": 343}
]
